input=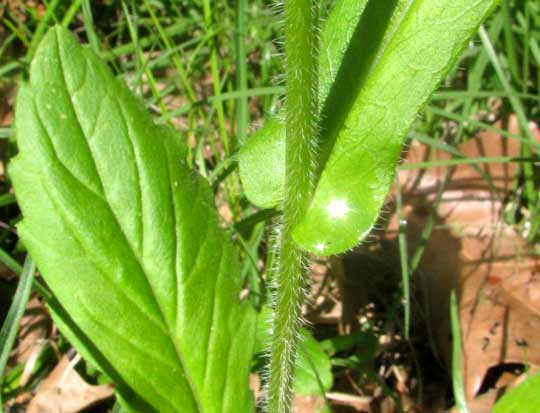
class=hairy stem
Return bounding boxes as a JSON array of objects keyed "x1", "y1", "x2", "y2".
[{"x1": 267, "y1": 1, "x2": 318, "y2": 412}]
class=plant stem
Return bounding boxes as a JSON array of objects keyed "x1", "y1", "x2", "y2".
[{"x1": 267, "y1": 1, "x2": 318, "y2": 412}]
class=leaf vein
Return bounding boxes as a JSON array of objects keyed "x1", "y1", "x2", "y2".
[
  {"x1": 53, "y1": 32, "x2": 205, "y2": 412},
  {"x1": 33, "y1": 105, "x2": 169, "y2": 336}
]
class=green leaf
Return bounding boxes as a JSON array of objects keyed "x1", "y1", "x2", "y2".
[
  {"x1": 254, "y1": 307, "x2": 333, "y2": 395},
  {"x1": 238, "y1": 0, "x2": 499, "y2": 255},
  {"x1": 294, "y1": 330, "x2": 333, "y2": 396},
  {"x1": 239, "y1": 119, "x2": 285, "y2": 209},
  {"x1": 319, "y1": 330, "x2": 377, "y2": 358},
  {"x1": 10, "y1": 27, "x2": 256, "y2": 413},
  {"x1": 238, "y1": 0, "x2": 370, "y2": 210},
  {"x1": 493, "y1": 374, "x2": 540, "y2": 413}
]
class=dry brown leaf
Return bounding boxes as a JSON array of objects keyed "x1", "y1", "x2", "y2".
[
  {"x1": 10, "y1": 296, "x2": 50, "y2": 365},
  {"x1": 0, "y1": 87, "x2": 15, "y2": 127},
  {"x1": 291, "y1": 395, "x2": 327, "y2": 413},
  {"x1": 27, "y1": 355, "x2": 114, "y2": 413},
  {"x1": 391, "y1": 116, "x2": 540, "y2": 406},
  {"x1": 4, "y1": 295, "x2": 52, "y2": 388},
  {"x1": 249, "y1": 373, "x2": 261, "y2": 401}
]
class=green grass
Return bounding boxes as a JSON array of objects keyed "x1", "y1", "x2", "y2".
[
  {"x1": 450, "y1": 290, "x2": 467, "y2": 413},
  {"x1": 0, "y1": 257, "x2": 35, "y2": 411}
]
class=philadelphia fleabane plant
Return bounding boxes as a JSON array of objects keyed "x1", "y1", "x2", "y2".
[{"x1": 8, "y1": 0, "x2": 499, "y2": 412}]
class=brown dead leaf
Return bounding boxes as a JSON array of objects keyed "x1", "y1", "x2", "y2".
[
  {"x1": 391, "y1": 116, "x2": 540, "y2": 406},
  {"x1": 0, "y1": 87, "x2": 15, "y2": 127},
  {"x1": 27, "y1": 355, "x2": 114, "y2": 413},
  {"x1": 291, "y1": 395, "x2": 326, "y2": 413},
  {"x1": 10, "y1": 296, "x2": 50, "y2": 365},
  {"x1": 11, "y1": 295, "x2": 53, "y2": 388},
  {"x1": 249, "y1": 373, "x2": 261, "y2": 401}
]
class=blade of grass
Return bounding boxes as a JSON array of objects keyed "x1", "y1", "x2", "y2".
[
  {"x1": 394, "y1": 175, "x2": 410, "y2": 340},
  {"x1": 0, "y1": 247, "x2": 23, "y2": 276},
  {"x1": 158, "y1": 86, "x2": 283, "y2": 121},
  {"x1": 61, "y1": 0, "x2": 82, "y2": 28},
  {"x1": 0, "y1": 128, "x2": 14, "y2": 139},
  {"x1": 112, "y1": 399, "x2": 127, "y2": 413},
  {"x1": 479, "y1": 26, "x2": 539, "y2": 240},
  {"x1": 0, "y1": 256, "x2": 36, "y2": 413},
  {"x1": 530, "y1": 38, "x2": 540, "y2": 72},
  {"x1": 137, "y1": 31, "x2": 218, "y2": 73},
  {"x1": 203, "y1": 0, "x2": 230, "y2": 156},
  {"x1": 141, "y1": 0, "x2": 199, "y2": 104},
  {"x1": 236, "y1": 225, "x2": 265, "y2": 309},
  {"x1": 426, "y1": 105, "x2": 540, "y2": 151},
  {"x1": 235, "y1": 0, "x2": 249, "y2": 148},
  {"x1": 0, "y1": 246, "x2": 48, "y2": 299},
  {"x1": 522, "y1": 3, "x2": 530, "y2": 95},
  {"x1": 408, "y1": 170, "x2": 453, "y2": 272},
  {"x1": 100, "y1": 20, "x2": 190, "y2": 61},
  {"x1": 121, "y1": 1, "x2": 170, "y2": 119},
  {"x1": 450, "y1": 290, "x2": 467, "y2": 413},
  {"x1": 81, "y1": 0, "x2": 101, "y2": 54},
  {"x1": 210, "y1": 157, "x2": 237, "y2": 190},
  {"x1": 500, "y1": 0, "x2": 520, "y2": 85},
  {"x1": 399, "y1": 156, "x2": 538, "y2": 170},
  {"x1": 25, "y1": 0, "x2": 62, "y2": 63},
  {"x1": 0, "y1": 61, "x2": 20, "y2": 79},
  {"x1": 0, "y1": 194, "x2": 16, "y2": 207},
  {"x1": 412, "y1": 131, "x2": 502, "y2": 199},
  {"x1": 141, "y1": 0, "x2": 216, "y2": 167},
  {"x1": 233, "y1": 209, "x2": 279, "y2": 235},
  {"x1": 1, "y1": 18, "x2": 30, "y2": 47},
  {"x1": 0, "y1": 33, "x2": 17, "y2": 61},
  {"x1": 462, "y1": 11, "x2": 503, "y2": 121},
  {"x1": 432, "y1": 90, "x2": 540, "y2": 102}
]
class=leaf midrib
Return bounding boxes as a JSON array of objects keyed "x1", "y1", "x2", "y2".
[{"x1": 31, "y1": 103, "x2": 183, "y2": 412}]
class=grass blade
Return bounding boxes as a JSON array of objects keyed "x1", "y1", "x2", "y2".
[
  {"x1": 394, "y1": 175, "x2": 410, "y2": 339},
  {"x1": 0, "y1": 129, "x2": 14, "y2": 139},
  {"x1": 450, "y1": 290, "x2": 467, "y2": 413},
  {"x1": 25, "y1": 0, "x2": 62, "y2": 63},
  {"x1": 81, "y1": 0, "x2": 101, "y2": 54},
  {"x1": 478, "y1": 26, "x2": 539, "y2": 239},
  {"x1": 235, "y1": 0, "x2": 249, "y2": 147},
  {"x1": 0, "y1": 256, "x2": 36, "y2": 412}
]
